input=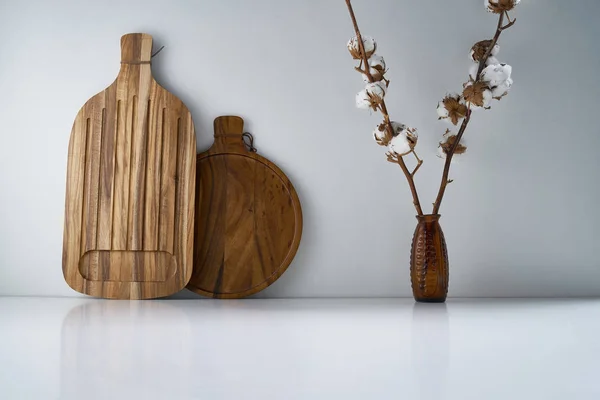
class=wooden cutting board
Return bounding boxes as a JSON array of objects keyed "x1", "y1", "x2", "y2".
[
  {"x1": 62, "y1": 33, "x2": 196, "y2": 299},
  {"x1": 188, "y1": 116, "x2": 302, "y2": 298}
]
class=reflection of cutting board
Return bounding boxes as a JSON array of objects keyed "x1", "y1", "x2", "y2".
[
  {"x1": 188, "y1": 116, "x2": 302, "y2": 298},
  {"x1": 62, "y1": 33, "x2": 196, "y2": 299}
]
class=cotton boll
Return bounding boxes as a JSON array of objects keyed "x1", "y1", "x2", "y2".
[
  {"x1": 470, "y1": 40, "x2": 500, "y2": 62},
  {"x1": 476, "y1": 89, "x2": 493, "y2": 109},
  {"x1": 372, "y1": 122, "x2": 389, "y2": 145},
  {"x1": 437, "y1": 146, "x2": 448, "y2": 159},
  {"x1": 362, "y1": 36, "x2": 377, "y2": 56},
  {"x1": 368, "y1": 55, "x2": 387, "y2": 81},
  {"x1": 437, "y1": 94, "x2": 468, "y2": 125},
  {"x1": 365, "y1": 82, "x2": 386, "y2": 98},
  {"x1": 482, "y1": 89, "x2": 492, "y2": 108},
  {"x1": 356, "y1": 83, "x2": 384, "y2": 110},
  {"x1": 486, "y1": 0, "x2": 521, "y2": 14},
  {"x1": 405, "y1": 126, "x2": 418, "y2": 144},
  {"x1": 490, "y1": 44, "x2": 500, "y2": 57},
  {"x1": 469, "y1": 63, "x2": 479, "y2": 81},
  {"x1": 438, "y1": 132, "x2": 467, "y2": 162},
  {"x1": 362, "y1": 70, "x2": 386, "y2": 83},
  {"x1": 437, "y1": 146, "x2": 462, "y2": 163},
  {"x1": 463, "y1": 81, "x2": 492, "y2": 110},
  {"x1": 388, "y1": 124, "x2": 418, "y2": 156},
  {"x1": 365, "y1": 82, "x2": 387, "y2": 103},
  {"x1": 369, "y1": 55, "x2": 386, "y2": 71},
  {"x1": 389, "y1": 134, "x2": 412, "y2": 156},
  {"x1": 480, "y1": 63, "x2": 512, "y2": 87},
  {"x1": 390, "y1": 121, "x2": 406, "y2": 136},
  {"x1": 355, "y1": 90, "x2": 372, "y2": 109},
  {"x1": 486, "y1": 56, "x2": 499, "y2": 66},
  {"x1": 500, "y1": 63, "x2": 512, "y2": 79},
  {"x1": 491, "y1": 77, "x2": 513, "y2": 99},
  {"x1": 347, "y1": 36, "x2": 377, "y2": 59},
  {"x1": 437, "y1": 100, "x2": 449, "y2": 119}
]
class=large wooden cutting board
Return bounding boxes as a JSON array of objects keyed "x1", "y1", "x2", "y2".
[
  {"x1": 188, "y1": 116, "x2": 302, "y2": 298},
  {"x1": 62, "y1": 33, "x2": 196, "y2": 299}
]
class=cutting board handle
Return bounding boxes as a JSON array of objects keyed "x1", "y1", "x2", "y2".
[
  {"x1": 213, "y1": 116, "x2": 247, "y2": 152},
  {"x1": 120, "y1": 33, "x2": 153, "y2": 64}
]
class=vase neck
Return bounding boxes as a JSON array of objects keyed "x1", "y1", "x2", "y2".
[{"x1": 416, "y1": 214, "x2": 441, "y2": 223}]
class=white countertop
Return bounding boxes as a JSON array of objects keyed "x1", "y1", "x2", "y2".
[{"x1": 1, "y1": 297, "x2": 598, "y2": 399}]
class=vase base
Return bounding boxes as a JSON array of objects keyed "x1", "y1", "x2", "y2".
[{"x1": 414, "y1": 297, "x2": 447, "y2": 303}]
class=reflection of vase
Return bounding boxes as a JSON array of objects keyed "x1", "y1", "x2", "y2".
[
  {"x1": 411, "y1": 303, "x2": 449, "y2": 399},
  {"x1": 410, "y1": 214, "x2": 449, "y2": 303}
]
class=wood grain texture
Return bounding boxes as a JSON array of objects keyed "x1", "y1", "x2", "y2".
[
  {"x1": 410, "y1": 214, "x2": 449, "y2": 303},
  {"x1": 62, "y1": 33, "x2": 196, "y2": 299},
  {"x1": 187, "y1": 116, "x2": 302, "y2": 298}
]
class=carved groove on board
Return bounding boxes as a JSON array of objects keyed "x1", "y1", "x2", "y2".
[
  {"x1": 126, "y1": 96, "x2": 137, "y2": 250},
  {"x1": 80, "y1": 118, "x2": 91, "y2": 257},
  {"x1": 173, "y1": 117, "x2": 181, "y2": 255},
  {"x1": 110, "y1": 100, "x2": 121, "y2": 247},
  {"x1": 156, "y1": 108, "x2": 165, "y2": 248},
  {"x1": 78, "y1": 250, "x2": 177, "y2": 282},
  {"x1": 95, "y1": 108, "x2": 106, "y2": 250},
  {"x1": 142, "y1": 99, "x2": 151, "y2": 249}
]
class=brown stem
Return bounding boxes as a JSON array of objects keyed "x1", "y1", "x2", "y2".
[
  {"x1": 432, "y1": 12, "x2": 514, "y2": 214},
  {"x1": 346, "y1": 0, "x2": 424, "y2": 215},
  {"x1": 476, "y1": 12, "x2": 505, "y2": 78}
]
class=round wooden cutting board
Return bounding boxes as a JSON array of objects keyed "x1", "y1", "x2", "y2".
[{"x1": 188, "y1": 116, "x2": 302, "y2": 298}]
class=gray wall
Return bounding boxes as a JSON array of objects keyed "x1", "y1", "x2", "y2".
[{"x1": 1, "y1": 0, "x2": 599, "y2": 297}]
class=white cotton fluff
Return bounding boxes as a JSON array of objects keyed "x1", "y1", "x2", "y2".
[
  {"x1": 481, "y1": 63, "x2": 512, "y2": 86},
  {"x1": 388, "y1": 123, "x2": 417, "y2": 156},
  {"x1": 373, "y1": 124, "x2": 386, "y2": 142},
  {"x1": 389, "y1": 134, "x2": 412, "y2": 156},
  {"x1": 437, "y1": 146, "x2": 449, "y2": 160},
  {"x1": 361, "y1": 36, "x2": 377, "y2": 54},
  {"x1": 463, "y1": 82, "x2": 493, "y2": 110},
  {"x1": 490, "y1": 44, "x2": 500, "y2": 57},
  {"x1": 369, "y1": 55, "x2": 386, "y2": 71},
  {"x1": 361, "y1": 72, "x2": 382, "y2": 83},
  {"x1": 347, "y1": 36, "x2": 377, "y2": 57},
  {"x1": 437, "y1": 137, "x2": 466, "y2": 163},
  {"x1": 492, "y1": 77, "x2": 513, "y2": 98},
  {"x1": 437, "y1": 100, "x2": 449, "y2": 119},
  {"x1": 390, "y1": 121, "x2": 407, "y2": 136},
  {"x1": 469, "y1": 63, "x2": 479, "y2": 81},
  {"x1": 437, "y1": 146, "x2": 461, "y2": 163},
  {"x1": 365, "y1": 81, "x2": 386, "y2": 97},
  {"x1": 486, "y1": 56, "x2": 499, "y2": 66},
  {"x1": 355, "y1": 90, "x2": 371, "y2": 109},
  {"x1": 469, "y1": 43, "x2": 499, "y2": 62},
  {"x1": 475, "y1": 89, "x2": 493, "y2": 109},
  {"x1": 486, "y1": 0, "x2": 521, "y2": 13}
]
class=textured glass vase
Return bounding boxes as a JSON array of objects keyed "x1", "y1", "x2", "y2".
[{"x1": 410, "y1": 214, "x2": 449, "y2": 302}]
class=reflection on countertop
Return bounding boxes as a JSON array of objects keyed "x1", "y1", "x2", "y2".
[{"x1": 1, "y1": 297, "x2": 599, "y2": 399}]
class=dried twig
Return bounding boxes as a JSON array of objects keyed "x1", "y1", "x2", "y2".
[
  {"x1": 432, "y1": 11, "x2": 515, "y2": 214},
  {"x1": 345, "y1": 0, "x2": 424, "y2": 216}
]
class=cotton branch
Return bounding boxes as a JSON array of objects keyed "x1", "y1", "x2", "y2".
[
  {"x1": 432, "y1": 11, "x2": 515, "y2": 214},
  {"x1": 345, "y1": 0, "x2": 424, "y2": 216}
]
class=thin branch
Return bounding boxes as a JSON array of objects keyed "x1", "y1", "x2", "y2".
[
  {"x1": 411, "y1": 160, "x2": 423, "y2": 177},
  {"x1": 432, "y1": 11, "x2": 515, "y2": 214},
  {"x1": 500, "y1": 19, "x2": 516, "y2": 31},
  {"x1": 346, "y1": 0, "x2": 424, "y2": 215},
  {"x1": 410, "y1": 151, "x2": 423, "y2": 177}
]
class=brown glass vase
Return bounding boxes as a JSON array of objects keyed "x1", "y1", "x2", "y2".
[{"x1": 410, "y1": 214, "x2": 449, "y2": 303}]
